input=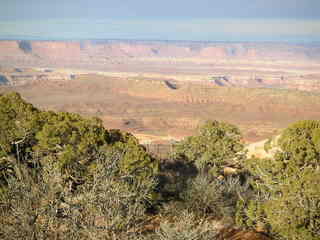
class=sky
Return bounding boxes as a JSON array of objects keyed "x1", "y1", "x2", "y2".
[{"x1": 0, "y1": 0, "x2": 320, "y2": 42}]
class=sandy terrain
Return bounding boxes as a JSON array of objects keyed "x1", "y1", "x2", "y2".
[{"x1": 1, "y1": 70, "x2": 320, "y2": 144}]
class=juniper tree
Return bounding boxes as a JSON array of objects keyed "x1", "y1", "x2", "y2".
[{"x1": 238, "y1": 120, "x2": 320, "y2": 240}]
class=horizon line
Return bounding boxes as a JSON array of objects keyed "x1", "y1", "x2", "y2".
[{"x1": 0, "y1": 37, "x2": 320, "y2": 45}]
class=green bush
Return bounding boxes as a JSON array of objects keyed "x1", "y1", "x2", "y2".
[
  {"x1": 111, "y1": 137, "x2": 159, "y2": 179},
  {"x1": 263, "y1": 169, "x2": 320, "y2": 240},
  {"x1": 277, "y1": 120, "x2": 320, "y2": 174},
  {"x1": 34, "y1": 111, "x2": 110, "y2": 183},
  {"x1": 238, "y1": 120, "x2": 320, "y2": 239},
  {"x1": 0, "y1": 92, "x2": 41, "y2": 158},
  {"x1": 0, "y1": 92, "x2": 158, "y2": 189},
  {"x1": 172, "y1": 120, "x2": 245, "y2": 176}
]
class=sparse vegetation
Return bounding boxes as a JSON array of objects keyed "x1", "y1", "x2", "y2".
[
  {"x1": 1, "y1": 92, "x2": 319, "y2": 240},
  {"x1": 237, "y1": 120, "x2": 320, "y2": 240},
  {"x1": 171, "y1": 120, "x2": 245, "y2": 176},
  {"x1": 153, "y1": 211, "x2": 219, "y2": 240}
]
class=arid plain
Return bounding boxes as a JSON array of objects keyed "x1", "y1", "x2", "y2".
[{"x1": 1, "y1": 40, "x2": 320, "y2": 144}]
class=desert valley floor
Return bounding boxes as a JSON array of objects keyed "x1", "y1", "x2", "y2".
[{"x1": 1, "y1": 40, "x2": 320, "y2": 144}]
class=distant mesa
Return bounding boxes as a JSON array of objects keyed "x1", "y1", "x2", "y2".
[
  {"x1": 1, "y1": 40, "x2": 320, "y2": 92},
  {"x1": 0, "y1": 40, "x2": 319, "y2": 61}
]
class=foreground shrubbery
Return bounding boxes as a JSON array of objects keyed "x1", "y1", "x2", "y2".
[
  {"x1": 0, "y1": 92, "x2": 158, "y2": 189},
  {"x1": 237, "y1": 120, "x2": 320, "y2": 240},
  {"x1": 0, "y1": 148, "x2": 157, "y2": 239},
  {"x1": 171, "y1": 120, "x2": 245, "y2": 176},
  {"x1": 0, "y1": 92, "x2": 319, "y2": 240},
  {"x1": 0, "y1": 92, "x2": 160, "y2": 239}
]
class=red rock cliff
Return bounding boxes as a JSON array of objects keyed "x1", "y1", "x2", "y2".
[{"x1": 0, "y1": 40, "x2": 319, "y2": 66}]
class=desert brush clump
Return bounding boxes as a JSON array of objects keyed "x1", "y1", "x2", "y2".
[
  {"x1": 179, "y1": 174, "x2": 250, "y2": 220},
  {"x1": 0, "y1": 92, "x2": 159, "y2": 189},
  {"x1": 237, "y1": 120, "x2": 320, "y2": 240},
  {"x1": 171, "y1": 120, "x2": 245, "y2": 176},
  {"x1": 0, "y1": 92, "x2": 41, "y2": 159},
  {"x1": 153, "y1": 211, "x2": 220, "y2": 240},
  {"x1": 0, "y1": 147, "x2": 158, "y2": 240}
]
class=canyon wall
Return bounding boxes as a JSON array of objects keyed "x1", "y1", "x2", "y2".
[
  {"x1": 1, "y1": 40, "x2": 320, "y2": 67},
  {"x1": 1, "y1": 40, "x2": 320, "y2": 92}
]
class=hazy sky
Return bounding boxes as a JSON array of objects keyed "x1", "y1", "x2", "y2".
[{"x1": 1, "y1": 0, "x2": 320, "y2": 42}]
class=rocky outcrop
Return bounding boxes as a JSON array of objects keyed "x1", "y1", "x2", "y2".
[
  {"x1": 0, "y1": 68, "x2": 73, "y2": 86},
  {"x1": 31, "y1": 41, "x2": 82, "y2": 60},
  {"x1": 1, "y1": 40, "x2": 320, "y2": 92},
  {"x1": 0, "y1": 74, "x2": 9, "y2": 85}
]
